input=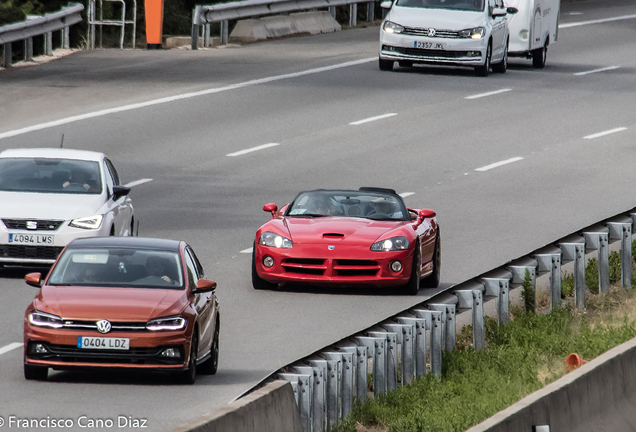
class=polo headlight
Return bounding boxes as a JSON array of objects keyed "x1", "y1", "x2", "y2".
[
  {"x1": 459, "y1": 27, "x2": 485, "y2": 39},
  {"x1": 383, "y1": 21, "x2": 404, "y2": 34},
  {"x1": 259, "y1": 232, "x2": 293, "y2": 248},
  {"x1": 146, "y1": 316, "x2": 187, "y2": 331},
  {"x1": 28, "y1": 310, "x2": 64, "y2": 328},
  {"x1": 69, "y1": 215, "x2": 103, "y2": 230},
  {"x1": 371, "y1": 236, "x2": 409, "y2": 251}
]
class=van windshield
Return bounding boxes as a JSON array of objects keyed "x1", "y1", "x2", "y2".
[{"x1": 396, "y1": 0, "x2": 484, "y2": 12}]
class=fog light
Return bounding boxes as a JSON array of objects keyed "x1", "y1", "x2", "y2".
[
  {"x1": 390, "y1": 260, "x2": 402, "y2": 272},
  {"x1": 263, "y1": 256, "x2": 275, "y2": 268},
  {"x1": 34, "y1": 343, "x2": 48, "y2": 354},
  {"x1": 160, "y1": 348, "x2": 180, "y2": 358}
]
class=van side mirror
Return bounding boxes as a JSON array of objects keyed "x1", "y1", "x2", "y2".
[
  {"x1": 25, "y1": 272, "x2": 42, "y2": 288},
  {"x1": 380, "y1": 0, "x2": 393, "y2": 9},
  {"x1": 263, "y1": 203, "x2": 278, "y2": 218},
  {"x1": 507, "y1": 6, "x2": 518, "y2": 13}
]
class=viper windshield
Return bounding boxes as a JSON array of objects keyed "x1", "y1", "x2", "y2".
[
  {"x1": 0, "y1": 158, "x2": 103, "y2": 194},
  {"x1": 49, "y1": 248, "x2": 184, "y2": 289},
  {"x1": 287, "y1": 190, "x2": 408, "y2": 221},
  {"x1": 396, "y1": 0, "x2": 484, "y2": 11}
]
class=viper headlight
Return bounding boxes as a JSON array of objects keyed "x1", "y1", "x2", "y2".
[
  {"x1": 28, "y1": 310, "x2": 64, "y2": 328},
  {"x1": 259, "y1": 232, "x2": 293, "y2": 248},
  {"x1": 371, "y1": 236, "x2": 409, "y2": 251},
  {"x1": 69, "y1": 215, "x2": 103, "y2": 230},
  {"x1": 459, "y1": 27, "x2": 485, "y2": 39},
  {"x1": 383, "y1": 21, "x2": 404, "y2": 34},
  {"x1": 146, "y1": 316, "x2": 187, "y2": 331}
]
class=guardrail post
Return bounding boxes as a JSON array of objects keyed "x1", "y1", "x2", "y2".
[
  {"x1": 326, "y1": 350, "x2": 353, "y2": 418},
  {"x1": 507, "y1": 257, "x2": 538, "y2": 314},
  {"x1": 533, "y1": 246, "x2": 562, "y2": 312},
  {"x1": 560, "y1": 235, "x2": 586, "y2": 308},
  {"x1": 204, "y1": 23, "x2": 211, "y2": 47},
  {"x1": 45, "y1": 31, "x2": 53, "y2": 56},
  {"x1": 382, "y1": 323, "x2": 415, "y2": 385},
  {"x1": 479, "y1": 269, "x2": 512, "y2": 324},
  {"x1": 335, "y1": 343, "x2": 367, "y2": 403},
  {"x1": 396, "y1": 316, "x2": 428, "y2": 378},
  {"x1": 349, "y1": 4, "x2": 357, "y2": 27},
  {"x1": 354, "y1": 336, "x2": 386, "y2": 396},
  {"x1": 191, "y1": 22, "x2": 199, "y2": 50},
  {"x1": 221, "y1": 20, "x2": 229, "y2": 45},
  {"x1": 607, "y1": 216, "x2": 633, "y2": 289},
  {"x1": 25, "y1": 38, "x2": 33, "y2": 61},
  {"x1": 583, "y1": 226, "x2": 610, "y2": 294},
  {"x1": 368, "y1": 331, "x2": 398, "y2": 391},
  {"x1": 293, "y1": 365, "x2": 321, "y2": 432},
  {"x1": 424, "y1": 302, "x2": 457, "y2": 352},
  {"x1": 322, "y1": 357, "x2": 340, "y2": 429},
  {"x1": 366, "y1": 2, "x2": 375, "y2": 21},
  {"x1": 329, "y1": 6, "x2": 336, "y2": 19},
  {"x1": 430, "y1": 310, "x2": 442, "y2": 374},
  {"x1": 278, "y1": 373, "x2": 312, "y2": 432},
  {"x1": 3, "y1": 43, "x2": 12, "y2": 68},
  {"x1": 453, "y1": 281, "x2": 485, "y2": 350}
]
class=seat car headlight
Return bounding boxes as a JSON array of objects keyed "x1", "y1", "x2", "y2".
[
  {"x1": 259, "y1": 232, "x2": 293, "y2": 248},
  {"x1": 28, "y1": 310, "x2": 64, "y2": 328},
  {"x1": 459, "y1": 27, "x2": 486, "y2": 39},
  {"x1": 69, "y1": 215, "x2": 103, "y2": 230},
  {"x1": 383, "y1": 21, "x2": 405, "y2": 34},
  {"x1": 371, "y1": 236, "x2": 409, "y2": 251},
  {"x1": 146, "y1": 316, "x2": 187, "y2": 331}
]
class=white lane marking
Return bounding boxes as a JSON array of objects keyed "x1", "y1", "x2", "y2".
[
  {"x1": 349, "y1": 113, "x2": 398, "y2": 126},
  {"x1": 0, "y1": 342, "x2": 23, "y2": 356},
  {"x1": 584, "y1": 127, "x2": 627, "y2": 140},
  {"x1": 226, "y1": 143, "x2": 279, "y2": 157},
  {"x1": 569, "y1": 12, "x2": 583, "y2": 16},
  {"x1": 464, "y1": 88, "x2": 512, "y2": 100},
  {"x1": 240, "y1": 247, "x2": 253, "y2": 254},
  {"x1": 124, "y1": 178, "x2": 153, "y2": 188},
  {"x1": 0, "y1": 57, "x2": 376, "y2": 141},
  {"x1": 574, "y1": 66, "x2": 620, "y2": 76},
  {"x1": 560, "y1": 14, "x2": 636, "y2": 28},
  {"x1": 399, "y1": 192, "x2": 415, "y2": 198},
  {"x1": 475, "y1": 157, "x2": 523, "y2": 172}
]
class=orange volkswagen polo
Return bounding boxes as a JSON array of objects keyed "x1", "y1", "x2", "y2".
[{"x1": 23, "y1": 237, "x2": 219, "y2": 384}]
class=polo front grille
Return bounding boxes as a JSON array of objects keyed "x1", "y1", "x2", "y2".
[
  {"x1": 391, "y1": 47, "x2": 472, "y2": 58},
  {"x1": 0, "y1": 245, "x2": 64, "y2": 260},
  {"x1": 62, "y1": 321, "x2": 148, "y2": 332},
  {"x1": 402, "y1": 27, "x2": 462, "y2": 38},
  {"x1": 2, "y1": 219, "x2": 64, "y2": 231}
]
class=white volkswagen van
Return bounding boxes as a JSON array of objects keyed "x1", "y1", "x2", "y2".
[
  {"x1": 379, "y1": 0, "x2": 518, "y2": 76},
  {"x1": 507, "y1": 0, "x2": 560, "y2": 68}
]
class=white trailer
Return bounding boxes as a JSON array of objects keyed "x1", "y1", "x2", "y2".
[{"x1": 506, "y1": 0, "x2": 560, "y2": 68}]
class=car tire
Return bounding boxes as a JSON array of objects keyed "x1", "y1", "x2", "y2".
[
  {"x1": 532, "y1": 40, "x2": 547, "y2": 68},
  {"x1": 24, "y1": 363, "x2": 48, "y2": 381},
  {"x1": 109, "y1": 226, "x2": 115, "y2": 236},
  {"x1": 175, "y1": 333, "x2": 197, "y2": 385},
  {"x1": 252, "y1": 246, "x2": 277, "y2": 290},
  {"x1": 379, "y1": 58, "x2": 394, "y2": 71},
  {"x1": 398, "y1": 61, "x2": 413, "y2": 68},
  {"x1": 199, "y1": 320, "x2": 219, "y2": 375},
  {"x1": 475, "y1": 42, "x2": 491, "y2": 77},
  {"x1": 492, "y1": 40, "x2": 508, "y2": 73},
  {"x1": 402, "y1": 244, "x2": 421, "y2": 295},
  {"x1": 421, "y1": 231, "x2": 441, "y2": 288}
]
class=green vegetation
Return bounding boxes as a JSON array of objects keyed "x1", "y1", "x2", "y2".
[{"x1": 521, "y1": 268, "x2": 535, "y2": 314}]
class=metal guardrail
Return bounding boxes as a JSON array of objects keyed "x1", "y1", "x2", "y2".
[
  {"x1": 0, "y1": 3, "x2": 84, "y2": 68},
  {"x1": 250, "y1": 205, "x2": 636, "y2": 432},
  {"x1": 191, "y1": 0, "x2": 381, "y2": 48}
]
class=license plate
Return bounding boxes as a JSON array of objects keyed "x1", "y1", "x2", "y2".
[
  {"x1": 8, "y1": 233, "x2": 54, "y2": 245},
  {"x1": 78, "y1": 337, "x2": 130, "y2": 350},
  {"x1": 415, "y1": 41, "x2": 445, "y2": 49}
]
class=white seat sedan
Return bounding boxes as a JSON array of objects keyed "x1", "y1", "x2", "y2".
[
  {"x1": 379, "y1": 0, "x2": 517, "y2": 76},
  {"x1": 0, "y1": 148, "x2": 135, "y2": 267}
]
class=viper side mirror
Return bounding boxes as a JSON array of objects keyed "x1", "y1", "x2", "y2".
[{"x1": 263, "y1": 203, "x2": 278, "y2": 218}]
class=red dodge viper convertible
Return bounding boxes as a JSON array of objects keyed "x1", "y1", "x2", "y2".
[{"x1": 251, "y1": 188, "x2": 440, "y2": 294}]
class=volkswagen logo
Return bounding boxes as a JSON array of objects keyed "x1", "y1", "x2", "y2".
[
  {"x1": 328, "y1": 245, "x2": 335, "y2": 250},
  {"x1": 427, "y1": 28, "x2": 436, "y2": 37},
  {"x1": 96, "y1": 320, "x2": 111, "y2": 334},
  {"x1": 26, "y1": 221, "x2": 38, "y2": 230}
]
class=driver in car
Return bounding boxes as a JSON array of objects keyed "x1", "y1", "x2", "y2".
[
  {"x1": 63, "y1": 169, "x2": 97, "y2": 192},
  {"x1": 368, "y1": 197, "x2": 402, "y2": 218},
  {"x1": 146, "y1": 256, "x2": 173, "y2": 283},
  {"x1": 308, "y1": 195, "x2": 341, "y2": 216}
]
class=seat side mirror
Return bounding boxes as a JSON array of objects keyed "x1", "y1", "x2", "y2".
[
  {"x1": 380, "y1": 0, "x2": 393, "y2": 9},
  {"x1": 25, "y1": 272, "x2": 42, "y2": 288},
  {"x1": 194, "y1": 279, "x2": 217, "y2": 293},
  {"x1": 263, "y1": 203, "x2": 278, "y2": 218},
  {"x1": 112, "y1": 185, "x2": 131, "y2": 200}
]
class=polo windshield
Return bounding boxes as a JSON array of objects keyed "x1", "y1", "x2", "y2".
[
  {"x1": 0, "y1": 158, "x2": 102, "y2": 194},
  {"x1": 49, "y1": 248, "x2": 184, "y2": 289},
  {"x1": 396, "y1": 0, "x2": 484, "y2": 11},
  {"x1": 287, "y1": 191, "x2": 408, "y2": 221}
]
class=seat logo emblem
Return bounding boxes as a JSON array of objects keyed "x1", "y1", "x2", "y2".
[
  {"x1": 26, "y1": 221, "x2": 38, "y2": 230},
  {"x1": 328, "y1": 245, "x2": 335, "y2": 250},
  {"x1": 96, "y1": 320, "x2": 111, "y2": 334},
  {"x1": 427, "y1": 28, "x2": 436, "y2": 37}
]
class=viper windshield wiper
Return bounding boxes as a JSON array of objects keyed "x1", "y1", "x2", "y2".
[{"x1": 289, "y1": 213, "x2": 329, "y2": 218}]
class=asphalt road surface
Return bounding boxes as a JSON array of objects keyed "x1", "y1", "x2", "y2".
[{"x1": 0, "y1": 0, "x2": 635, "y2": 430}]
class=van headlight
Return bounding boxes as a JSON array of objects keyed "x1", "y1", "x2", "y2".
[
  {"x1": 383, "y1": 21, "x2": 404, "y2": 34},
  {"x1": 70, "y1": 215, "x2": 103, "y2": 230},
  {"x1": 459, "y1": 27, "x2": 485, "y2": 39}
]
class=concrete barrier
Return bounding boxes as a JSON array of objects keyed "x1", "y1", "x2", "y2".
[
  {"x1": 230, "y1": 11, "x2": 340, "y2": 44},
  {"x1": 170, "y1": 380, "x2": 303, "y2": 432},
  {"x1": 466, "y1": 336, "x2": 636, "y2": 432}
]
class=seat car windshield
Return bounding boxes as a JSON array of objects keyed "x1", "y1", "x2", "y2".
[
  {"x1": 396, "y1": 0, "x2": 484, "y2": 11},
  {"x1": 0, "y1": 158, "x2": 102, "y2": 194},
  {"x1": 287, "y1": 191, "x2": 408, "y2": 221},
  {"x1": 48, "y1": 248, "x2": 185, "y2": 289}
]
